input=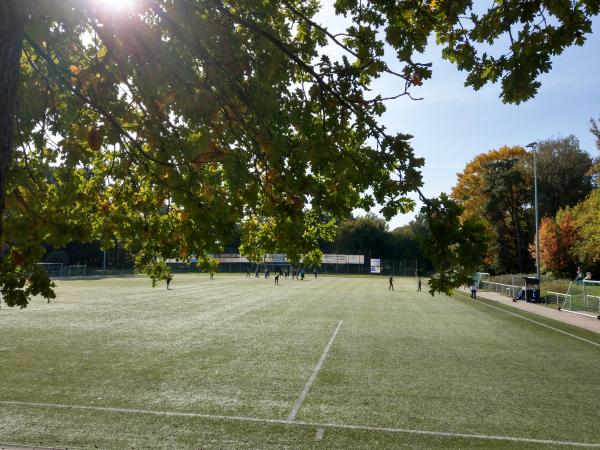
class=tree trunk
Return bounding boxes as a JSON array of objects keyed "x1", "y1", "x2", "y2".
[{"x1": 0, "y1": 0, "x2": 25, "y2": 244}]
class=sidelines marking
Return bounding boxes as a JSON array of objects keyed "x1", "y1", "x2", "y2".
[
  {"x1": 560, "y1": 309, "x2": 599, "y2": 320},
  {"x1": 456, "y1": 292, "x2": 600, "y2": 349},
  {"x1": 287, "y1": 320, "x2": 344, "y2": 421},
  {"x1": 2, "y1": 400, "x2": 600, "y2": 448},
  {"x1": 315, "y1": 428, "x2": 324, "y2": 441},
  {"x1": 0, "y1": 443, "x2": 66, "y2": 450},
  {"x1": 0, "y1": 348, "x2": 9, "y2": 352}
]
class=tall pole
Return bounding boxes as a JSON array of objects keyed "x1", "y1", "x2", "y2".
[{"x1": 527, "y1": 142, "x2": 540, "y2": 280}]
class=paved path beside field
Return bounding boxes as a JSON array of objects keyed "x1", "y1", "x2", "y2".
[{"x1": 462, "y1": 288, "x2": 600, "y2": 335}]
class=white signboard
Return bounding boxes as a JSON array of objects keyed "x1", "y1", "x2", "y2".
[
  {"x1": 321, "y1": 254, "x2": 365, "y2": 265},
  {"x1": 218, "y1": 254, "x2": 250, "y2": 263},
  {"x1": 168, "y1": 253, "x2": 365, "y2": 265},
  {"x1": 347, "y1": 255, "x2": 364, "y2": 264},
  {"x1": 370, "y1": 258, "x2": 381, "y2": 273}
]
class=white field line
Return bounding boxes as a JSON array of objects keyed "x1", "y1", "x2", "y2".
[
  {"x1": 287, "y1": 320, "x2": 343, "y2": 421},
  {"x1": 0, "y1": 348, "x2": 9, "y2": 352},
  {"x1": 0, "y1": 442, "x2": 72, "y2": 450},
  {"x1": 315, "y1": 428, "x2": 324, "y2": 441},
  {"x1": 2, "y1": 400, "x2": 600, "y2": 448},
  {"x1": 456, "y1": 292, "x2": 600, "y2": 349}
]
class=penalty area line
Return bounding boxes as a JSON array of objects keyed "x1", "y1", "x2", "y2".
[
  {"x1": 1, "y1": 400, "x2": 600, "y2": 448},
  {"x1": 287, "y1": 320, "x2": 343, "y2": 421}
]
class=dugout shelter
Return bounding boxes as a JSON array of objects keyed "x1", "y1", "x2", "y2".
[{"x1": 514, "y1": 277, "x2": 540, "y2": 303}]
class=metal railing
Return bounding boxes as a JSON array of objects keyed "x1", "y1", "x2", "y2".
[
  {"x1": 546, "y1": 291, "x2": 570, "y2": 306},
  {"x1": 479, "y1": 281, "x2": 519, "y2": 298}
]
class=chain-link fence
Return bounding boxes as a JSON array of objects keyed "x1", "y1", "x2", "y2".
[{"x1": 41, "y1": 243, "x2": 430, "y2": 278}]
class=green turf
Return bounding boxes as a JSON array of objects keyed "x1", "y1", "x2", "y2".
[{"x1": 1, "y1": 274, "x2": 599, "y2": 449}]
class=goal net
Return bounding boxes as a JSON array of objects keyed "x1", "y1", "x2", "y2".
[
  {"x1": 474, "y1": 272, "x2": 490, "y2": 289},
  {"x1": 62, "y1": 265, "x2": 87, "y2": 277},
  {"x1": 36, "y1": 262, "x2": 63, "y2": 277},
  {"x1": 561, "y1": 279, "x2": 600, "y2": 318}
]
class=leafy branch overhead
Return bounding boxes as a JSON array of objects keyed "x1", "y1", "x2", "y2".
[{"x1": 0, "y1": 0, "x2": 597, "y2": 306}]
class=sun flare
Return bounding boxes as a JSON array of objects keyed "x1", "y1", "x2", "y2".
[{"x1": 96, "y1": 0, "x2": 136, "y2": 12}]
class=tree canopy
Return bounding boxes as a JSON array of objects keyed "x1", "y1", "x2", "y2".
[
  {"x1": 453, "y1": 127, "x2": 599, "y2": 276},
  {"x1": 1, "y1": 0, "x2": 598, "y2": 306},
  {"x1": 451, "y1": 146, "x2": 530, "y2": 272},
  {"x1": 533, "y1": 136, "x2": 593, "y2": 219}
]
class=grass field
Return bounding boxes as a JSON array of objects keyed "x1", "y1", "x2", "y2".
[{"x1": 1, "y1": 274, "x2": 599, "y2": 449}]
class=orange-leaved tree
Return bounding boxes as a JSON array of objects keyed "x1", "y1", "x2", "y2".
[
  {"x1": 532, "y1": 210, "x2": 579, "y2": 276},
  {"x1": 451, "y1": 146, "x2": 530, "y2": 271}
]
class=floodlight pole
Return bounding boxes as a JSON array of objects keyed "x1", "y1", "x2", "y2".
[{"x1": 526, "y1": 142, "x2": 540, "y2": 280}]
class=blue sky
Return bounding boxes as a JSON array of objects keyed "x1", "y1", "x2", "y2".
[{"x1": 318, "y1": 9, "x2": 600, "y2": 229}]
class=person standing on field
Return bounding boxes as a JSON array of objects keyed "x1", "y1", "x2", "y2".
[
  {"x1": 470, "y1": 283, "x2": 477, "y2": 299},
  {"x1": 389, "y1": 276, "x2": 394, "y2": 291},
  {"x1": 417, "y1": 277, "x2": 422, "y2": 292},
  {"x1": 166, "y1": 274, "x2": 173, "y2": 290}
]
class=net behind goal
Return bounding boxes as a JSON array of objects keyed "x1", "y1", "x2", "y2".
[
  {"x1": 36, "y1": 262, "x2": 63, "y2": 277},
  {"x1": 62, "y1": 265, "x2": 87, "y2": 277},
  {"x1": 474, "y1": 272, "x2": 490, "y2": 288},
  {"x1": 561, "y1": 279, "x2": 600, "y2": 318}
]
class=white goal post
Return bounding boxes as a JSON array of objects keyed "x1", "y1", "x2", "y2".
[
  {"x1": 62, "y1": 265, "x2": 87, "y2": 277},
  {"x1": 474, "y1": 272, "x2": 490, "y2": 289},
  {"x1": 560, "y1": 279, "x2": 600, "y2": 319}
]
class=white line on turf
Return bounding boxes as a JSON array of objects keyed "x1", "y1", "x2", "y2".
[
  {"x1": 1, "y1": 400, "x2": 600, "y2": 448},
  {"x1": 315, "y1": 428, "x2": 324, "y2": 441},
  {"x1": 0, "y1": 443, "x2": 68, "y2": 450},
  {"x1": 462, "y1": 295, "x2": 600, "y2": 349},
  {"x1": 287, "y1": 320, "x2": 343, "y2": 421},
  {"x1": 0, "y1": 348, "x2": 9, "y2": 352}
]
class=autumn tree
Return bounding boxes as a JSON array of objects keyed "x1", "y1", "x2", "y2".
[
  {"x1": 571, "y1": 190, "x2": 600, "y2": 272},
  {"x1": 535, "y1": 217, "x2": 561, "y2": 274},
  {"x1": 531, "y1": 122, "x2": 600, "y2": 277},
  {"x1": 451, "y1": 146, "x2": 529, "y2": 270},
  {"x1": 481, "y1": 158, "x2": 533, "y2": 273},
  {"x1": 533, "y1": 212, "x2": 579, "y2": 276},
  {"x1": 1, "y1": 0, "x2": 598, "y2": 305},
  {"x1": 532, "y1": 136, "x2": 593, "y2": 219}
]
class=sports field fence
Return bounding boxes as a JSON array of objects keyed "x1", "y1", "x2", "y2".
[{"x1": 38, "y1": 248, "x2": 430, "y2": 278}]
